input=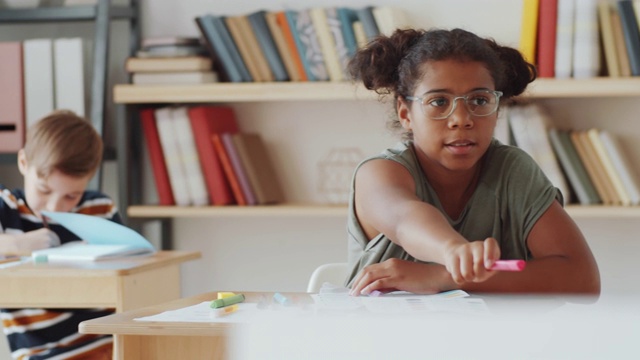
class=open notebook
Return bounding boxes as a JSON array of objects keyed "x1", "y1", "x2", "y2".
[{"x1": 31, "y1": 211, "x2": 156, "y2": 261}]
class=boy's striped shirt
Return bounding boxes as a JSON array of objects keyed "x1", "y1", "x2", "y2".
[{"x1": 0, "y1": 185, "x2": 121, "y2": 359}]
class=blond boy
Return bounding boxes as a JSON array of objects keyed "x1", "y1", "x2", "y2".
[{"x1": 0, "y1": 111, "x2": 119, "y2": 359}]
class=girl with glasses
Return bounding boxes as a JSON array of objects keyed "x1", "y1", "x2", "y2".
[{"x1": 345, "y1": 28, "x2": 600, "y2": 296}]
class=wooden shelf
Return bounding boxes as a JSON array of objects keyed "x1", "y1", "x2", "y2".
[
  {"x1": 128, "y1": 204, "x2": 640, "y2": 219},
  {"x1": 128, "y1": 204, "x2": 349, "y2": 218},
  {"x1": 0, "y1": 5, "x2": 136, "y2": 22},
  {"x1": 113, "y1": 78, "x2": 640, "y2": 104}
]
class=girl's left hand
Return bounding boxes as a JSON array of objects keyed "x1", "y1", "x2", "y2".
[{"x1": 349, "y1": 258, "x2": 453, "y2": 296}]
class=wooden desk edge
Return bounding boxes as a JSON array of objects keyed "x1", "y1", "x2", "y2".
[
  {"x1": 119, "y1": 250, "x2": 202, "y2": 275},
  {"x1": 79, "y1": 291, "x2": 303, "y2": 336},
  {"x1": 0, "y1": 250, "x2": 201, "y2": 277}
]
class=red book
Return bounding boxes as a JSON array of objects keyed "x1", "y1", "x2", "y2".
[
  {"x1": 140, "y1": 108, "x2": 175, "y2": 205},
  {"x1": 187, "y1": 106, "x2": 239, "y2": 205},
  {"x1": 537, "y1": 0, "x2": 558, "y2": 77},
  {"x1": 211, "y1": 133, "x2": 247, "y2": 206},
  {"x1": 0, "y1": 42, "x2": 25, "y2": 152}
]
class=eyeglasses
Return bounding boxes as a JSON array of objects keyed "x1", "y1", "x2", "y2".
[{"x1": 405, "y1": 89, "x2": 503, "y2": 120}]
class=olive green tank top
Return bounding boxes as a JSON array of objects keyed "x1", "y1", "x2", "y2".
[{"x1": 345, "y1": 139, "x2": 562, "y2": 286}]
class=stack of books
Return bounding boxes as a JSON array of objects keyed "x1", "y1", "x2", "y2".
[
  {"x1": 501, "y1": 103, "x2": 640, "y2": 206},
  {"x1": 520, "y1": 0, "x2": 640, "y2": 78},
  {"x1": 126, "y1": 37, "x2": 218, "y2": 85},
  {"x1": 192, "y1": 6, "x2": 410, "y2": 83},
  {"x1": 139, "y1": 106, "x2": 284, "y2": 207}
]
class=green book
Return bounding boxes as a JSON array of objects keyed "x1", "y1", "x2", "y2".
[{"x1": 548, "y1": 128, "x2": 601, "y2": 205}]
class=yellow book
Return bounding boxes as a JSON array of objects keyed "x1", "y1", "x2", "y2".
[
  {"x1": 611, "y1": 9, "x2": 632, "y2": 77},
  {"x1": 519, "y1": 0, "x2": 540, "y2": 65},
  {"x1": 225, "y1": 16, "x2": 263, "y2": 82},
  {"x1": 570, "y1": 130, "x2": 614, "y2": 205},
  {"x1": 236, "y1": 15, "x2": 274, "y2": 82},
  {"x1": 598, "y1": 2, "x2": 620, "y2": 77},
  {"x1": 309, "y1": 7, "x2": 343, "y2": 82},
  {"x1": 587, "y1": 128, "x2": 630, "y2": 206},
  {"x1": 352, "y1": 21, "x2": 367, "y2": 49}
]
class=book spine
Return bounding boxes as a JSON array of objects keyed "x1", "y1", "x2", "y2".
[
  {"x1": 587, "y1": 128, "x2": 630, "y2": 205},
  {"x1": 53, "y1": 38, "x2": 85, "y2": 116},
  {"x1": 0, "y1": 42, "x2": 25, "y2": 152},
  {"x1": 310, "y1": 7, "x2": 344, "y2": 82},
  {"x1": 265, "y1": 11, "x2": 300, "y2": 81},
  {"x1": 187, "y1": 107, "x2": 237, "y2": 206},
  {"x1": 537, "y1": 0, "x2": 558, "y2": 78},
  {"x1": 221, "y1": 133, "x2": 257, "y2": 205},
  {"x1": 356, "y1": 6, "x2": 381, "y2": 41},
  {"x1": 548, "y1": 129, "x2": 597, "y2": 205},
  {"x1": 194, "y1": 15, "x2": 243, "y2": 83},
  {"x1": 139, "y1": 108, "x2": 175, "y2": 206},
  {"x1": 23, "y1": 39, "x2": 54, "y2": 128},
  {"x1": 212, "y1": 133, "x2": 247, "y2": 206},
  {"x1": 248, "y1": 10, "x2": 289, "y2": 82},
  {"x1": 214, "y1": 15, "x2": 253, "y2": 82},
  {"x1": 519, "y1": 0, "x2": 540, "y2": 65},
  {"x1": 599, "y1": 131, "x2": 640, "y2": 205},
  {"x1": 171, "y1": 107, "x2": 209, "y2": 206},
  {"x1": 617, "y1": 0, "x2": 640, "y2": 75},
  {"x1": 554, "y1": 0, "x2": 574, "y2": 78},
  {"x1": 154, "y1": 107, "x2": 192, "y2": 206},
  {"x1": 598, "y1": 2, "x2": 621, "y2": 77},
  {"x1": 572, "y1": 0, "x2": 600, "y2": 78}
]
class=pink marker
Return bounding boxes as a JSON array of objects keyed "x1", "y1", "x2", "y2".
[{"x1": 490, "y1": 260, "x2": 526, "y2": 271}]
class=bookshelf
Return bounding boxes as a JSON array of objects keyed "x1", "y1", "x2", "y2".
[
  {"x1": 115, "y1": 77, "x2": 640, "y2": 229},
  {"x1": 0, "y1": 0, "x2": 140, "y2": 190},
  {"x1": 114, "y1": 78, "x2": 640, "y2": 103}
]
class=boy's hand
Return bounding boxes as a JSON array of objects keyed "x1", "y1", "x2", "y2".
[
  {"x1": 12, "y1": 228, "x2": 60, "y2": 255},
  {"x1": 444, "y1": 237, "x2": 501, "y2": 284}
]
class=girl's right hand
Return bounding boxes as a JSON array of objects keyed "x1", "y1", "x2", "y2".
[{"x1": 444, "y1": 237, "x2": 501, "y2": 284}]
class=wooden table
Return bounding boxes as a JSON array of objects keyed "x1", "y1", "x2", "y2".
[
  {"x1": 79, "y1": 291, "x2": 297, "y2": 360},
  {"x1": 0, "y1": 250, "x2": 200, "y2": 312}
]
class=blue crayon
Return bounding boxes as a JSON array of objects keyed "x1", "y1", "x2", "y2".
[{"x1": 273, "y1": 292, "x2": 292, "y2": 306}]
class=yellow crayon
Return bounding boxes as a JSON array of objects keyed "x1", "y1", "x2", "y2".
[{"x1": 210, "y1": 304, "x2": 238, "y2": 317}]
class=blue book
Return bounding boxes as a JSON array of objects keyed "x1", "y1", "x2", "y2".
[
  {"x1": 195, "y1": 14, "x2": 244, "y2": 82},
  {"x1": 337, "y1": 7, "x2": 359, "y2": 58},
  {"x1": 248, "y1": 10, "x2": 289, "y2": 82},
  {"x1": 285, "y1": 10, "x2": 316, "y2": 81},
  {"x1": 212, "y1": 15, "x2": 253, "y2": 82},
  {"x1": 356, "y1": 6, "x2": 380, "y2": 41},
  {"x1": 617, "y1": 0, "x2": 640, "y2": 76},
  {"x1": 293, "y1": 9, "x2": 328, "y2": 81}
]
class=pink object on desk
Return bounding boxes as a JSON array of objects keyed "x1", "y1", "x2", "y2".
[{"x1": 490, "y1": 260, "x2": 526, "y2": 271}]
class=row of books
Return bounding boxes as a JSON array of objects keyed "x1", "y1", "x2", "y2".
[
  {"x1": 520, "y1": 0, "x2": 640, "y2": 78},
  {"x1": 125, "y1": 37, "x2": 219, "y2": 85},
  {"x1": 0, "y1": 38, "x2": 85, "y2": 152},
  {"x1": 497, "y1": 103, "x2": 640, "y2": 206},
  {"x1": 194, "y1": 6, "x2": 409, "y2": 83},
  {"x1": 141, "y1": 106, "x2": 284, "y2": 207}
]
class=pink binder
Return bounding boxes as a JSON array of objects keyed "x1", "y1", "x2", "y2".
[{"x1": 0, "y1": 42, "x2": 25, "y2": 152}]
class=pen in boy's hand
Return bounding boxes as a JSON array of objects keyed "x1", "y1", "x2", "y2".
[{"x1": 490, "y1": 260, "x2": 526, "y2": 271}]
